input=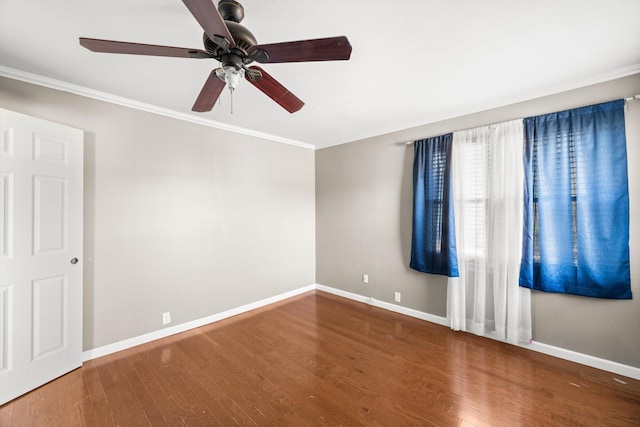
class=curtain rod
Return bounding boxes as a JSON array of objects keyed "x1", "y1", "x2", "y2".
[{"x1": 404, "y1": 95, "x2": 640, "y2": 146}]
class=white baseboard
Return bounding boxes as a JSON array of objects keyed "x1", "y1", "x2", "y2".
[
  {"x1": 525, "y1": 341, "x2": 640, "y2": 381},
  {"x1": 315, "y1": 284, "x2": 449, "y2": 327},
  {"x1": 83, "y1": 282, "x2": 640, "y2": 381},
  {"x1": 315, "y1": 283, "x2": 640, "y2": 381},
  {"x1": 314, "y1": 284, "x2": 372, "y2": 304},
  {"x1": 82, "y1": 284, "x2": 316, "y2": 361}
]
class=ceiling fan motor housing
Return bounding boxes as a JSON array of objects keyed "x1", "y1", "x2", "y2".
[{"x1": 203, "y1": 1, "x2": 257, "y2": 67}]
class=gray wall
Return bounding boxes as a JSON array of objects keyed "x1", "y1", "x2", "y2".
[
  {"x1": 316, "y1": 74, "x2": 640, "y2": 368},
  {"x1": 0, "y1": 77, "x2": 316, "y2": 351},
  {"x1": 2, "y1": 72, "x2": 639, "y2": 368}
]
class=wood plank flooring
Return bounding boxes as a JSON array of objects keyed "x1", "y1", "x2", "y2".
[{"x1": 1, "y1": 290, "x2": 639, "y2": 426}]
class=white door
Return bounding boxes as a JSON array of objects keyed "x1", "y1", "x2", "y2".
[{"x1": 0, "y1": 109, "x2": 83, "y2": 405}]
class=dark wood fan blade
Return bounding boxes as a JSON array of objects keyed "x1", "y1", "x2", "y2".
[
  {"x1": 79, "y1": 38, "x2": 210, "y2": 58},
  {"x1": 182, "y1": 0, "x2": 235, "y2": 49},
  {"x1": 192, "y1": 69, "x2": 227, "y2": 112},
  {"x1": 245, "y1": 66, "x2": 304, "y2": 113},
  {"x1": 248, "y1": 36, "x2": 352, "y2": 63}
]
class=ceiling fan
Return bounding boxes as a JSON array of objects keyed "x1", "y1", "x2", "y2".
[{"x1": 79, "y1": 0, "x2": 352, "y2": 113}]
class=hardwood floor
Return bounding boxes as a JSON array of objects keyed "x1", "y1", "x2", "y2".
[{"x1": 1, "y1": 290, "x2": 639, "y2": 426}]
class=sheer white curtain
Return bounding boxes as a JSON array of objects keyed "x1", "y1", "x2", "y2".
[{"x1": 447, "y1": 120, "x2": 532, "y2": 344}]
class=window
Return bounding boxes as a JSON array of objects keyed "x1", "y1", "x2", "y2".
[
  {"x1": 447, "y1": 120, "x2": 531, "y2": 344},
  {"x1": 410, "y1": 134, "x2": 459, "y2": 277},
  {"x1": 428, "y1": 149, "x2": 446, "y2": 254},
  {"x1": 531, "y1": 129, "x2": 581, "y2": 266},
  {"x1": 519, "y1": 100, "x2": 631, "y2": 299},
  {"x1": 458, "y1": 134, "x2": 489, "y2": 259}
]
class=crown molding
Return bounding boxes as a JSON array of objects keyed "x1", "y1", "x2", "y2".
[{"x1": 0, "y1": 66, "x2": 315, "y2": 150}]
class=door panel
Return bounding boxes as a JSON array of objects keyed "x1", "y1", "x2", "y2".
[
  {"x1": 0, "y1": 285, "x2": 12, "y2": 373},
  {"x1": 0, "y1": 109, "x2": 83, "y2": 405},
  {"x1": 33, "y1": 176, "x2": 67, "y2": 253},
  {"x1": 32, "y1": 275, "x2": 67, "y2": 360},
  {"x1": 33, "y1": 133, "x2": 68, "y2": 164},
  {"x1": 1, "y1": 171, "x2": 13, "y2": 258}
]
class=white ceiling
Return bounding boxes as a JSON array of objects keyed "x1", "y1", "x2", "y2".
[{"x1": 1, "y1": 0, "x2": 639, "y2": 149}]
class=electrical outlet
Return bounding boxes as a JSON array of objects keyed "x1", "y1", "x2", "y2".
[
  {"x1": 394, "y1": 292, "x2": 401, "y2": 303},
  {"x1": 363, "y1": 274, "x2": 369, "y2": 284},
  {"x1": 162, "y1": 312, "x2": 171, "y2": 325}
]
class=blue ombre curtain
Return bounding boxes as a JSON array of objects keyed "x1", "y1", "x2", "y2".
[
  {"x1": 519, "y1": 100, "x2": 631, "y2": 299},
  {"x1": 410, "y1": 134, "x2": 459, "y2": 277}
]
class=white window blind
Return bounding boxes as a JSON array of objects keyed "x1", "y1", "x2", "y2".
[
  {"x1": 532, "y1": 130, "x2": 580, "y2": 265},
  {"x1": 458, "y1": 133, "x2": 490, "y2": 259}
]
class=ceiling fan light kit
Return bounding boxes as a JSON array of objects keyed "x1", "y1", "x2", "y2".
[{"x1": 79, "y1": 0, "x2": 352, "y2": 114}]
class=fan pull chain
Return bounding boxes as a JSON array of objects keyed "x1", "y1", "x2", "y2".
[{"x1": 230, "y1": 88, "x2": 234, "y2": 114}]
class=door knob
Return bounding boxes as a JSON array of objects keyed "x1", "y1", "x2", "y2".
[{"x1": 70, "y1": 258, "x2": 78, "y2": 264}]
